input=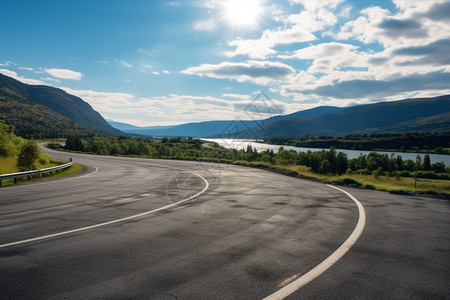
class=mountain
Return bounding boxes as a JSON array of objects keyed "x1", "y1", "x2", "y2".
[
  {"x1": 108, "y1": 106, "x2": 341, "y2": 138},
  {"x1": 0, "y1": 74, "x2": 121, "y2": 138},
  {"x1": 246, "y1": 95, "x2": 450, "y2": 138},
  {"x1": 107, "y1": 120, "x2": 145, "y2": 132},
  {"x1": 108, "y1": 120, "x2": 261, "y2": 137},
  {"x1": 109, "y1": 95, "x2": 450, "y2": 138}
]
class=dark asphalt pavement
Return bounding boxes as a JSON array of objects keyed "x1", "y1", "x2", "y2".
[{"x1": 0, "y1": 149, "x2": 448, "y2": 299}]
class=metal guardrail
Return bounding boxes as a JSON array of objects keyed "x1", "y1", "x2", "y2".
[{"x1": 0, "y1": 162, "x2": 74, "y2": 187}]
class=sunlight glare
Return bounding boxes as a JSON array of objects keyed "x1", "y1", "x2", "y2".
[{"x1": 222, "y1": 0, "x2": 262, "y2": 28}]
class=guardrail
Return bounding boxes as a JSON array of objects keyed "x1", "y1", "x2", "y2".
[{"x1": 0, "y1": 162, "x2": 74, "y2": 187}]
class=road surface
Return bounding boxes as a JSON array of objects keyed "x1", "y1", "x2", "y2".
[{"x1": 1, "y1": 149, "x2": 448, "y2": 299}]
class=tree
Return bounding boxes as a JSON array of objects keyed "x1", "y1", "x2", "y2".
[
  {"x1": 423, "y1": 154, "x2": 431, "y2": 171},
  {"x1": 0, "y1": 120, "x2": 23, "y2": 157},
  {"x1": 17, "y1": 141, "x2": 40, "y2": 171},
  {"x1": 336, "y1": 152, "x2": 348, "y2": 175},
  {"x1": 319, "y1": 159, "x2": 331, "y2": 174},
  {"x1": 327, "y1": 147, "x2": 337, "y2": 172}
]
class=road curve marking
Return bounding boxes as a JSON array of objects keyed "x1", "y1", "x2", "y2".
[
  {"x1": 0, "y1": 169, "x2": 209, "y2": 249},
  {"x1": 264, "y1": 184, "x2": 366, "y2": 300}
]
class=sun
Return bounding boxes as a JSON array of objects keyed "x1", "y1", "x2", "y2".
[{"x1": 222, "y1": 0, "x2": 263, "y2": 28}]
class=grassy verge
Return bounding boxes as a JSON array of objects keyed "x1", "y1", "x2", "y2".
[
  {"x1": 283, "y1": 165, "x2": 450, "y2": 195},
  {"x1": 226, "y1": 160, "x2": 450, "y2": 196},
  {"x1": 0, "y1": 156, "x2": 83, "y2": 187}
]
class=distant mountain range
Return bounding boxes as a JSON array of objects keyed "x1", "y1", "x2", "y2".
[
  {"x1": 0, "y1": 74, "x2": 120, "y2": 138},
  {"x1": 109, "y1": 95, "x2": 450, "y2": 138},
  {"x1": 1, "y1": 72, "x2": 448, "y2": 139}
]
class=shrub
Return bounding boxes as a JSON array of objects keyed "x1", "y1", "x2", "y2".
[
  {"x1": 363, "y1": 184, "x2": 376, "y2": 190},
  {"x1": 372, "y1": 167, "x2": 384, "y2": 179},
  {"x1": 17, "y1": 141, "x2": 40, "y2": 171}
]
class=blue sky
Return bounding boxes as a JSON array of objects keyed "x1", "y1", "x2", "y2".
[{"x1": 1, "y1": 0, "x2": 449, "y2": 126}]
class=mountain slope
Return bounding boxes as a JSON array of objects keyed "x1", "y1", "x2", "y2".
[
  {"x1": 0, "y1": 74, "x2": 121, "y2": 137},
  {"x1": 108, "y1": 106, "x2": 343, "y2": 137},
  {"x1": 243, "y1": 95, "x2": 450, "y2": 138},
  {"x1": 0, "y1": 92, "x2": 94, "y2": 138},
  {"x1": 110, "y1": 120, "x2": 261, "y2": 137}
]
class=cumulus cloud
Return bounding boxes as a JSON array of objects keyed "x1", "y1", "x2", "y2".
[
  {"x1": 297, "y1": 72, "x2": 450, "y2": 99},
  {"x1": 378, "y1": 18, "x2": 428, "y2": 39},
  {"x1": 45, "y1": 68, "x2": 83, "y2": 80},
  {"x1": 422, "y1": 1, "x2": 450, "y2": 21},
  {"x1": 182, "y1": 60, "x2": 296, "y2": 84},
  {"x1": 226, "y1": 28, "x2": 317, "y2": 59},
  {"x1": 393, "y1": 39, "x2": 450, "y2": 66},
  {"x1": 61, "y1": 85, "x2": 297, "y2": 126}
]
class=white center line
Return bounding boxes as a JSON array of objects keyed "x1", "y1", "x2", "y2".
[{"x1": 0, "y1": 169, "x2": 209, "y2": 249}]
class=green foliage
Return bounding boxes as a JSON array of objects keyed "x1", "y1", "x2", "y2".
[
  {"x1": 61, "y1": 136, "x2": 449, "y2": 181},
  {"x1": 336, "y1": 152, "x2": 348, "y2": 175},
  {"x1": 319, "y1": 159, "x2": 331, "y2": 174},
  {"x1": 0, "y1": 120, "x2": 23, "y2": 157},
  {"x1": 65, "y1": 135, "x2": 85, "y2": 152},
  {"x1": 372, "y1": 167, "x2": 384, "y2": 179},
  {"x1": 17, "y1": 141, "x2": 40, "y2": 171},
  {"x1": 423, "y1": 154, "x2": 431, "y2": 171}
]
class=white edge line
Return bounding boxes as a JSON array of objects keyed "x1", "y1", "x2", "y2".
[
  {"x1": 263, "y1": 184, "x2": 366, "y2": 300},
  {"x1": 0, "y1": 170, "x2": 209, "y2": 249}
]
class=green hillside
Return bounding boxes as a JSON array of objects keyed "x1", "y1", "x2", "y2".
[
  {"x1": 0, "y1": 74, "x2": 121, "y2": 138},
  {"x1": 244, "y1": 95, "x2": 450, "y2": 138}
]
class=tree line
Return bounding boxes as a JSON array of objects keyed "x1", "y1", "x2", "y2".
[
  {"x1": 60, "y1": 135, "x2": 450, "y2": 180},
  {"x1": 266, "y1": 132, "x2": 450, "y2": 154}
]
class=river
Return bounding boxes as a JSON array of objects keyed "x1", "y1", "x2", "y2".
[{"x1": 203, "y1": 138, "x2": 450, "y2": 167}]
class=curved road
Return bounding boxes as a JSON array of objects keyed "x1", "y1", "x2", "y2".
[{"x1": 0, "y1": 149, "x2": 448, "y2": 299}]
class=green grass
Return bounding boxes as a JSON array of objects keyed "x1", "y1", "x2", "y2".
[
  {"x1": 0, "y1": 156, "x2": 18, "y2": 174},
  {"x1": 0, "y1": 156, "x2": 83, "y2": 187},
  {"x1": 283, "y1": 165, "x2": 450, "y2": 194}
]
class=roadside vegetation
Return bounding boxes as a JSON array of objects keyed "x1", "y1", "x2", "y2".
[
  {"x1": 55, "y1": 135, "x2": 450, "y2": 196},
  {"x1": 0, "y1": 120, "x2": 80, "y2": 186}
]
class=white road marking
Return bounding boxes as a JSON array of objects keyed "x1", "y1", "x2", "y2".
[
  {"x1": 264, "y1": 185, "x2": 366, "y2": 300},
  {"x1": 0, "y1": 170, "x2": 209, "y2": 249}
]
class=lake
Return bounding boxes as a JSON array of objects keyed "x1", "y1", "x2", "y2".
[{"x1": 203, "y1": 138, "x2": 450, "y2": 167}]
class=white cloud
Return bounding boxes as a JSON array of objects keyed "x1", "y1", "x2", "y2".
[
  {"x1": 182, "y1": 60, "x2": 296, "y2": 85},
  {"x1": 226, "y1": 27, "x2": 317, "y2": 59},
  {"x1": 0, "y1": 69, "x2": 45, "y2": 85},
  {"x1": 41, "y1": 77, "x2": 61, "y2": 83},
  {"x1": 222, "y1": 93, "x2": 251, "y2": 100},
  {"x1": 18, "y1": 66, "x2": 34, "y2": 71},
  {"x1": 0, "y1": 61, "x2": 13, "y2": 67},
  {"x1": 45, "y1": 68, "x2": 83, "y2": 80},
  {"x1": 151, "y1": 71, "x2": 160, "y2": 76},
  {"x1": 60, "y1": 85, "x2": 299, "y2": 126}
]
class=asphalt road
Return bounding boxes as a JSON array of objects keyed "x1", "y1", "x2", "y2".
[{"x1": 0, "y1": 149, "x2": 449, "y2": 299}]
